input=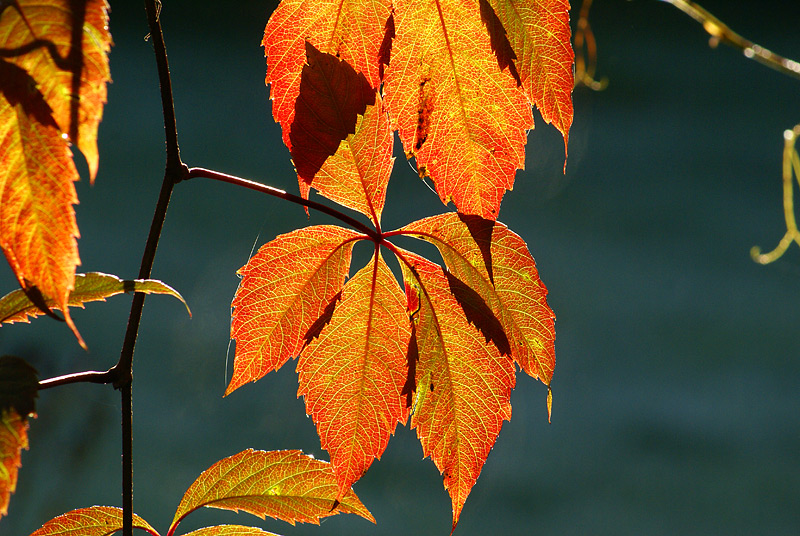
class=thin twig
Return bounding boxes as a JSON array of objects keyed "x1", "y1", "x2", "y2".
[
  {"x1": 661, "y1": 0, "x2": 800, "y2": 81},
  {"x1": 38, "y1": 369, "x2": 114, "y2": 390},
  {"x1": 186, "y1": 167, "x2": 380, "y2": 241}
]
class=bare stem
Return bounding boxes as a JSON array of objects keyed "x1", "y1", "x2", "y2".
[
  {"x1": 38, "y1": 369, "x2": 114, "y2": 390},
  {"x1": 661, "y1": 0, "x2": 800, "y2": 81},
  {"x1": 186, "y1": 167, "x2": 379, "y2": 241}
]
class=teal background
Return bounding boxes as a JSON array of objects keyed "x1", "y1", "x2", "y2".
[{"x1": 2, "y1": 1, "x2": 800, "y2": 534}]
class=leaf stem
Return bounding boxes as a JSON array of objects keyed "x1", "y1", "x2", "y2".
[
  {"x1": 660, "y1": 0, "x2": 800, "y2": 81},
  {"x1": 185, "y1": 167, "x2": 380, "y2": 241},
  {"x1": 37, "y1": 369, "x2": 114, "y2": 390}
]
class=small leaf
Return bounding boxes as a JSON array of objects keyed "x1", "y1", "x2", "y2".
[
  {"x1": 0, "y1": 354, "x2": 37, "y2": 519},
  {"x1": 298, "y1": 251, "x2": 410, "y2": 498},
  {"x1": 228, "y1": 226, "x2": 361, "y2": 395},
  {"x1": 169, "y1": 449, "x2": 374, "y2": 535},
  {"x1": 180, "y1": 526, "x2": 280, "y2": 536},
  {"x1": 29, "y1": 506, "x2": 159, "y2": 536},
  {"x1": 0, "y1": 272, "x2": 190, "y2": 325},
  {"x1": 397, "y1": 249, "x2": 515, "y2": 531}
]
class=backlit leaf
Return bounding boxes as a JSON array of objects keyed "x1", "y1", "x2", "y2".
[
  {"x1": 180, "y1": 527, "x2": 279, "y2": 536},
  {"x1": 485, "y1": 0, "x2": 574, "y2": 159},
  {"x1": 264, "y1": 0, "x2": 390, "y2": 148},
  {"x1": 401, "y1": 213, "x2": 555, "y2": 384},
  {"x1": 306, "y1": 90, "x2": 394, "y2": 225},
  {"x1": 0, "y1": 354, "x2": 37, "y2": 520},
  {"x1": 0, "y1": 272, "x2": 190, "y2": 325},
  {"x1": 298, "y1": 251, "x2": 410, "y2": 498},
  {"x1": 383, "y1": 0, "x2": 533, "y2": 220},
  {"x1": 397, "y1": 249, "x2": 515, "y2": 531},
  {"x1": 29, "y1": 506, "x2": 159, "y2": 536},
  {"x1": 227, "y1": 226, "x2": 361, "y2": 395},
  {"x1": 0, "y1": 0, "x2": 112, "y2": 346},
  {"x1": 169, "y1": 449, "x2": 374, "y2": 534}
]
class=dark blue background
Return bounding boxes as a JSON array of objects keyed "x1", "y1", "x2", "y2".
[{"x1": 3, "y1": 1, "x2": 800, "y2": 534}]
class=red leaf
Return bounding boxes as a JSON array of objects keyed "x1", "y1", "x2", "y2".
[
  {"x1": 396, "y1": 248, "x2": 515, "y2": 531},
  {"x1": 382, "y1": 0, "x2": 533, "y2": 219},
  {"x1": 401, "y1": 212, "x2": 555, "y2": 384},
  {"x1": 298, "y1": 251, "x2": 410, "y2": 498},
  {"x1": 228, "y1": 226, "x2": 361, "y2": 395}
]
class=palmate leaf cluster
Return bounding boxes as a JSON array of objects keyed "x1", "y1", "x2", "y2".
[{"x1": 0, "y1": 0, "x2": 574, "y2": 533}]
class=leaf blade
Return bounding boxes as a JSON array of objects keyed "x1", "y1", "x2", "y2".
[
  {"x1": 383, "y1": 0, "x2": 533, "y2": 219},
  {"x1": 298, "y1": 251, "x2": 410, "y2": 498},
  {"x1": 180, "y1": 526, "x2": 280, "y2": 536},
  {"x1": 397, "y1": 249, "x2": 515, "y2": 531},
  {"x1": 228, "y1": 226, "x2": 360, "y2": 395},
  {"x1": 29, "y1": 506, "x2": 159, "y2": 536},
  {"x1": 169, "y1": 449, "x2": 374, "y2": 533},
  {"x1": 0, "y1": 272, "x2": 190, "y2": 325},
  {"x1": 401, "y1": 213, "x2": 555, "y2": 384}
]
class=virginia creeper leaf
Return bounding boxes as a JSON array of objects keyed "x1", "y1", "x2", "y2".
[
  {"x1": 397, "y1": 249, "x2": 515, "y2": 531},
  {"x1": 29, "y1": 506, "x2": 159, "y2": 536},
  {"x1": 263, "y1": 0, "x2": 390, "y2": 147},
  {"x1": 298, "y1": 251, "x2": 410, "y2": 498},
  {"x1": 180, "y1": 527, "x2": 279, "y2": 536},
  {"x1": 0, "y1": 0, "x2": 111, "y2": 346},
  {"x1": 0, "y1": 354, "x2": 38, "y2": 520},
  {"x1": 0, "y1": 272, "x2": 190, "y2": 325},
  {"x1": 304, "y1": 89, "x2": 394, "y2": 225},
  {"x1": 485, "y1": 0, "x2": 574, "y2": 160},
  {"x1": 169, "y1": 449, "x2": 374, "y2": 535},
  {"x1": 382, "y1": 0, "x2": 533, "y2": 220},
  {"x1": 401, "y1": 213, "x2": 555, "y2": 384},
  {"x1": 227, "y1": 226, "x2": 361, "y2": 395}
]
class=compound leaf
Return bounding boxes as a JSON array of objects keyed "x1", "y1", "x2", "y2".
[
  {"x1": 169, "y1": 449, "x2": 374, "y2": 534},
  {"x1": 29, "y1": 506, "x2": 159, "y2": 536},
  {"x1": 0, "y1": 272, "x2": 190, "y2": 325},
  {"x1": 298, "y1": 251, "x2": 410, "y2": 498},
  {"x1": 397, "y1": 249, "x2": 515, "y2": 531},
  {"x1": 227, "y1": 226, "x2": 361, "y2": 395}
]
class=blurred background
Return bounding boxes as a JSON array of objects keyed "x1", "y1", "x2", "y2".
[{"x1": 2, "y1": 0, "x2": 800, "y2": 534}]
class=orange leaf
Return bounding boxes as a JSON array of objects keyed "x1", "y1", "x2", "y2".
[
  {"x1": 0, "y1": 0, "x2": 111, "y2": 347},
  {"x1": 308, "y1": 90, "x2": 394, "y2": 225},
  {"x1": 264, "y1": 0, "x2": 390, "y2": 147},
  {"x1": 382, "y1": 0, "x2": 533, "y2": 220},
  {"x1": 29, "y1": 506, "x2": 159, "y2": 536},
  {"x1": 298, "y1": 250, "x2": 410, "y2": 498},
  {"x1": 180, "y1": 527, "x2": 279, "y2": 536},
  {"x1": 484, "y1": 0, "x2": 574, "y2": 160},
  {"x1": 0, "y1": 408, "x2": 29, "y2": 520},
  {"x1": 169, "y1": 449, "x2": 374, "y2": 535},
  {"x1": 397, "y1": 249, "x2": 515, "y2": 531},
  {"x1": 228, "y1": 226, "x2": 361, "y2": 395},
  {"x1": 1, "y1": 0, "x2": 112, "y2": 180},
  {"x1": 0, "y1": 353, "x2": 38, "y2": 520},
  {"x1": 401, "y1": 213, "x2": 555, "y2": 384}
]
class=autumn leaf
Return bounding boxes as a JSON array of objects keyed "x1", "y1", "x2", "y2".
[
  {"x1": 168, "y1": 449, "x2": 374, "y2": 536},
  {"x1": 0, "y1": 354, "x2": 37, "y2": 520},
  {"x1": 396, "y1": 248, "x2": 516, "y2": 531},
  {"x1": 263, "y1": 0, "x2": 390, "y2": 149},
  {"x1": 484, "y1": 0, "x2": 574, "y2": 160},
  {"x1": 0, "y1": 0, "x2": 112, "y2": 346},
  {"x1": 401, "y1": 213, "x2": 555, "y2": 384},
  {"x1": 298, "y1": 250, "x2": 410, "y2": 498},
  {"x1": 180, "y1": 527, "x2": 280, "y2": 536},
  {"x1": 227, "y1": 226, "x2": 362, "y2": 395},
  {"x1": 0, "y1": 272, "x2": 190, "y2": 325},
  {"x1": 29, "y1": 506, "x2": 159, "y2": 536}
]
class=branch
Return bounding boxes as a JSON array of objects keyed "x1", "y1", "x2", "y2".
[
  {"x1": 38, "y1": 369, "x2": 114, "y2": 390},
  {"x1": 661, "y1": 0, "x2": 800, "y2": 81},
  {"x1": 186, "y1": 167, "x2": 380, "y2": 241}
]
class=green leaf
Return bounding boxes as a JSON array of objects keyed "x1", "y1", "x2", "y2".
[{"x1": 0, "y1": 272, "x2": 190, "y2": 325}]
